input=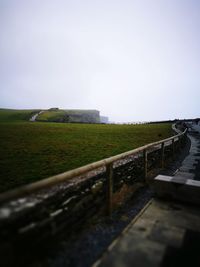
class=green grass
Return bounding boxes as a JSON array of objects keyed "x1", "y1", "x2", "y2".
[
  {"x1": 37, "y1": 109, "x2": 100, "y2": 123},
  {"x1": 37, "y1": 110, "x2": 66, "y2": 121},
  {"x1": 0, "y1": 114, "x2": 173, "y2": 193},
  {"x1": 0, "y1": 109, "x2": 40, "y2": 122}
]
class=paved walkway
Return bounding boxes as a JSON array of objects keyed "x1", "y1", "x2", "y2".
[
  {"x1": 174, "y1": 126, "x2": 200, "y2": 180},
  {"x1": 94, "y1": 123, "x2": 200, "y2": 267},
  {"x1": 94, "y1": 199, "x2": 200, "y2": 267}
]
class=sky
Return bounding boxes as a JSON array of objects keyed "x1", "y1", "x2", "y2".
[{"x1": 0, "y1": 0, "x2": 200, "y2": 122}]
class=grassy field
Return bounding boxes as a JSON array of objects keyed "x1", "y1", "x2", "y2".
[
  {"x1": 0, "y1": 109, "x2": 40, "y2": 122},
  {"x1": 0, "y1": 109, "x2": 173, "y2": 193},
  {"x1": 37, "y1": 110, "x2": 67, "y2": 121}
]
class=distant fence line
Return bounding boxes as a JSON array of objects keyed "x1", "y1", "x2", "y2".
[{"x1": 0, "y1": 125, "x2": 187, "y2": 208}]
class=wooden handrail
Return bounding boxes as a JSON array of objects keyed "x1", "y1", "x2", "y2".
[{"x1": 0, "y1": 127, "x2": 187, "y2": 204}]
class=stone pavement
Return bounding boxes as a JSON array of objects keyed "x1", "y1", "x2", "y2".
[
  {"x1": 93, "y1": 123, "x2": 200, "y2": 267},
  {"x1": 94, "y1": 199, "x2": 200, "y2": 267},
  {"x1": 175, "y1": 127, "x2": 200, "y2": 180}
]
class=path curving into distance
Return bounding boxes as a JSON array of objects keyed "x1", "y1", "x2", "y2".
[
  {"x1": 94, "y1": 122, "x2": 200, "y2": 267},
  {"x1": 173, "y1": 122, "x2": 200, "y2": 180},
  {"x1": 29, "y1": 110, "x2": 44, "y2": 122}
]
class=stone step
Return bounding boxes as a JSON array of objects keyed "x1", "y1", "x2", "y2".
[
  {"x1": 180, "y1": 163, "x2": 196, "y2": 169},
  {"x1": 181, "y1": 162, "x2": 198, "y2": 167},
  {"x1": 179, "y1": 166, "x2": 195, "y2": 172},
  {"x1": 182, "y1": 158, "x2": 199, "y2": 163},
  {"x1": 174, "y1": 171, "x2": 195, "y2": 179},
  {"x1": 189, "y1": 153, "x2": 200, "y2": 157},
  {"x1": 153, "y1": 175, "x2": 200, "y2": 205}
]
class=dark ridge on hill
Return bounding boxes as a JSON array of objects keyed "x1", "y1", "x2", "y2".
[{"x1": 148, "y1": 118, "x2": 200, "y2": 124}]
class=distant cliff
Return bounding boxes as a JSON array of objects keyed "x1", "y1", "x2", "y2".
[
  {"x1": 36, "y1": 109, "x2": 100, "y2": 123},
  {"x1": 100, "y1": 116, "x2": 109, "y2": 123}
]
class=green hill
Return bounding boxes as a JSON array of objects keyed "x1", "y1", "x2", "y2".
[
  {"x1": 0, "y1": 108, "x2": 100, "y2": 123},
  {"x1": 0, "y1": 109, "x2": 40, "y2": 122},
  {"x1": 37, "y1": 109, "x2": 100, "y2": 123},
  {"x1": 0, "y1": 121, "x2": 172, "y2": 192}
]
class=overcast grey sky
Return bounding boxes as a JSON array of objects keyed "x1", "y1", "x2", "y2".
[{"x1": 0, "y1": 0, "x2": 199, "y2": 122}]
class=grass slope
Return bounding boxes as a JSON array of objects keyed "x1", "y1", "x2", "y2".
[
  {"x1": 37, "y1": 110, "x2": 66, "y2": 121},
  {"x1": 37, "y1": 109, "x2": 100, "y2": 123},
  {"x1": 0, "y1": 109, "x2": 40, "y2": 122},
  {"x1": 0, "y1": 116, "x2": 173, "y2": 193}
]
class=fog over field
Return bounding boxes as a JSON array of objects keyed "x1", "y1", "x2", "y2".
[{"x1": 0, "y1": 0, "x2": 199, "y2": 122}]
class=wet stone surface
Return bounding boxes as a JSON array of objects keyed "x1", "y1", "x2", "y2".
[
  {"x1": 160, "y1": 125, "x2": 200, "y2": 181},
  {"x1": 96, "y1": 199, "x2": 200, "y2": 267}
]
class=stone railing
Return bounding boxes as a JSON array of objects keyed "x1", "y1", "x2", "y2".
[{"x1": 0, "y1": 125, "x2": 188, "y2": 267}]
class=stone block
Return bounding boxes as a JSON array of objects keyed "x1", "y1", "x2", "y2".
[
  {"x1": 180, "y1": 163, "x2": 196, "y2": 169},
  {"x1": 179, "y1": 166, "x2": 194, "y2": 172},
  {"x1": 153, "y1": 175, "x2": 200, "y2": 205},
  {"x1": 174, "y1": 172, "x2": 194, "y2": 179}
]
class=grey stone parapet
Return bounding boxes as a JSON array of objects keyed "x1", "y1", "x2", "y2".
[{"x1": 153, "y1": 175, "x2": 200, "y2": 205}]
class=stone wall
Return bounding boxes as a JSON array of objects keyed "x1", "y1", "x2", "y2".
[{"x1": 0, "y1": 137, "x2": 187, "y2": 266}]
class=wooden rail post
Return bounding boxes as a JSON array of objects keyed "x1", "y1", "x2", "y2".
[
  {"x1": 106, "y1": 163, "x2": 113, "y2": 216},
  {"x1": 178, "y1": 136, "x2": 181, "y2": 150},
  {"x1": 172, "y1": 138, "x2": 175, "y2": 159},
  {"x1": 184, "y1": 131, "x2": 187, "y2": 142},
  {"x1": 181, "y1": 134, "x2": 185, "y2": 146},
  {"x1": 161, "y1": 142, "x2": 165, "y2": 168},
  {"x1": 143, "y1": 149, "x2": 148, "y2": 182},
  {"x1": 184, "y1": 131, "x2": 188, "y2": 144}
]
